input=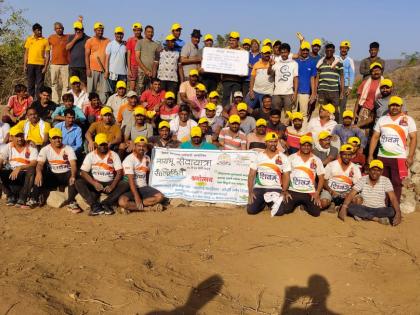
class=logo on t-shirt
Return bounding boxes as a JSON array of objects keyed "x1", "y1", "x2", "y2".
[
  {"x1": 63, "y1": 152, "x2": 68, "y2": 161},
  {"x1": 275, "y1": 156, "x2": 283, "y2": 165},
  {"x1": 25, "y1": 150, "x2": 30, "y2": 159},
  {"x1": 279, "y1": 65, "x2": 291, "y2": 82},
  {"x1": 107, "y1": 156, "x2": 113, "y2": 165},
  {"x1": 310, "y1": 159, "x2": 316, "y2": 170},
  {"x1": 399, "y1": 116, "x2": 408, "y2": 126}
]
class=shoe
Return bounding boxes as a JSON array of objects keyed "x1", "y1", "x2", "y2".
[
  {"x1": 88, "y1": 204, "x2": 104, "y2": 216},
  {"x1": 6, "y1": 196, "x2": 16, "y2": 206},
  {"x1": 378, "y1": 217, "x2": 390, "y2": 225},
  {"x1": 144, "y1": 204, "x2": 164, "y2": 212},
  {"x1": 67, "y1": 202, "x2": 82, "y2": 214},
  {"x1": 353, "y1": 215, "x2": 362, "y2": 221},
  {"x1": 102, "y1": 204, "x2": 115, "y2": 215},
  {"x1": 16, "y1": 199, "x2": 29, "y2": 209},
  {"x1": 26, "y1": 198, "x2": 38, "y2": 208}
]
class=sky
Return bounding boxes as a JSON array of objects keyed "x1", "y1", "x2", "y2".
[{"x1": 12, "y1": 0, "x2": 420, "y2": 60}]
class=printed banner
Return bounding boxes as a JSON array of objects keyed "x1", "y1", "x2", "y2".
[
  {"x1": 201, "y1": 47, "x2": 249, "y2": 76},
  {"x1": 150, "y1": 148, "x2": 257, "y2": 205}
]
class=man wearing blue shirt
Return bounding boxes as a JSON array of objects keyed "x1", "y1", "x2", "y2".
[
  {"x1": 180, "y1": 126, "x2": 217, "y2": 150},
  {"x1": 338, "y1": 40, "x2": 355, "y2": 123},
  {"x1": 105, "y1": 26, "x2": 128, "y2": 92},
  {"x1": 51, "y1": 93, "x2": 86, "y2": 126},
  {"x1": 55, "y1": 108, "x2": 83, "y2": 155}
]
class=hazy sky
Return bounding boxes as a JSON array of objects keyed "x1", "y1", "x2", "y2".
[{"x1": 13, "y1": 0, "x2": 420, "y2": 60}]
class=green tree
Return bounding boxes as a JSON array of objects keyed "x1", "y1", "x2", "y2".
[{"x1": 215, "y1": 34, "x2": 229, "y2": 48}]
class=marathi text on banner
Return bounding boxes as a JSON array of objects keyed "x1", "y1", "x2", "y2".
[
  {"x1": 201, "y1": 47, "x2": 249, "y2": 76},
  {"x1": 149, "y1": 148, "x2": 257, "y2": 205}
]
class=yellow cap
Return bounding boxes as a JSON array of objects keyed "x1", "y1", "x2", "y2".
[
  {"x1": 300, "y1": 135, "x2": 313, "y2": 145},
  {"x1": 229, "y1": 31, "x2": 240, "y2": 39},
  {"x1": 100, "y1": 106, "x2": 113, "y2": 116},
  {"x1": 229, "y1": 114, "x2": 241, "y2": 124},
  {"x1": 133, "y1": 106, "x2": 146, "y2": 116},
  {"x1": 204, "y1": 34, "x2": 213, "y2": 41},
  {"x1": 189, "y1": 69, "x2": 199, "y2": 77},
  {"x1": 70, "y1": 76, "x2": 81, "y2": 84},
  {"x1": 190, "y1": 126, "x2": 202, "y2": 138},
  {"x1": 389, "y1": 96, "x2": 403, "y2": 106},
  {"x1": 340, "y1": 144, "x2": 354, "y2": 152},
  {"x1": 198, "y1": 117, "x2": 209, "y2": 125},
  {"x1": 146, "y1": 110, "x2": 156, "y2": 119},
  {"x1": 286, "y1": 111, "x2": 293, "y2": 119},
  {"x1": 256, "y1": 118, "x2": 267, "y2": 127},
  {"x1": 165, "y1": 91, "x2": 175, "y2": 99},
  {"x1": 114, "y1": 26, "x2": 124, "y2": 34},
  {"x1": 380, "y1": 79, "x2": 393, "y2": 87},
  {"x1": 73, "y1": 21, "x2": 83, "y2": 29},
  {"x1": 159, "y1": 121, "x2": 170, "y2": 129},
  {"x1": 321, "y1": 104, "x2": 336, "y2": 114},
  {"x1": 369, "y1": 159, "x2": 384, "y2": 169},
  {"x1": 342, "y1": 110, "x2": 354, "y2": 118},
  {"x1": 9, "y1": 125, "x2": 24, "y2": 136},
  {"x1": 291, "y1": 112, "x2": 303, "y2": 120},
  {"x1": 340, "y1": 40, "x2": 351, "y2": 48},
  {"x1": 208, "y1": 91, "x2": 219, "y2": 98},
  {"x1": 205, "y1": 102, "x2": 216, "y2": 111},
  {"x1": 312, "y1": 38, "x2": 322, "y2": 46},
  {"x1": 171, "y1": 23, "x2": 182, "y2": 31},
  {"x1": 261, "y1": 46, "x2": 272, "y2": 54},
  {"x1": 242, "y1": 38, "x2": 251, "y2": 45},
  {"x1": 237, "y1": 102, "x2": 248, "y2": 112},
  {"x1": 370, "y1": 62, "x2": 383, "y2": 70},
  {"x1": 132, "y1": 22, "x2": 142, "y2": 29},
  {"x1": 94, "y1": 22, "x2": 104, "y2": 30},
  {"x1": 300, "y1": 41, "x2": 311, "y2": 50},
  {"x1": 262, "y1": 38, "x2": 271, "y2": 46},
  {"x1": 195, "y1": 83, "x2": 206, "y2": 92},
  {"x1": 134, "y1": 135, "x2": 148, "y2": 144},
  {"x1": 166, "y1": 34, "x2": 176, "y2": 41},
  {"x1": 265, "y1": 132, "x2": 279, "y2": 142},
  {"x1": 94, "y1": 133, "x2": 108, "y2": 145},
  {"x1": 347, "y1": 137, "x2": 361, "y2": 145},
  {"x1": 116, "y1": 80, "x2": 126, "y2": 89},
  {"x1": 48, "y1": 128, "x2": 62, "y2": 138},
  {"x1": 318, "y1": 130, "x2": 332, "y2": 140}
]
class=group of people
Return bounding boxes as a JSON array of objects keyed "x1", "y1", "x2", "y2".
[{"x1": 2, "y1": 19, "x2": 415, "y2": 223}]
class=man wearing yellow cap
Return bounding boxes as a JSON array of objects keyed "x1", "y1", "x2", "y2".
[
  {"x1": 0, "y1": 125, "x2": 37, "y2": 208},
  {"x1": 374, "y1": 79, "x2": 407, "y2": 123},
  {"x1": 321, "y1": 144, "x2": 361, "y2": 211},
  {"x1": 199, "y1": 102, "x2": 225, "y2": 142},
  {"x1": 218, "y1": 114, "x2": 246, "y2": 150},
  {"x1": 169, "y1": 23, "x2": 185, "y2": 52},
  {"x1": 104, "y1": 27, "x2": 127, "y2": 92},
  {"x1": 76, "y1": 133, "x2": 128, "y2": 216},
  {"x1": 152, "y1": 34, "x2": 182, "y2": 93},
  {"x1": 86, "y1": 107, "x2": 122, "y2": 152},
  {"x1": 158, "y1": 91, "x2": 180, "y2": 121},
  {"x1": 368, "y1": 95, "x2": 417, "y2": 202},
  {"x1": 339, "y1": 159, "x2": 401, "y2": 226},
  {"x1": 276, "y1": 135, "x2": 325, "y2": 217},
  {"x1": 105, "y1": 80, "x2": 127, "y2": 115},
  {"x1": 85, "y1": 22, "x2": 110, "y2": 103},
  {"x1": 307, "y1": 104, "x2": 337, "y2": 146},
  {"x1": 119, "y1": 136, "x2": 164, "y2": 212},
  {"x1": 246, "y1": 118, "x2": 267, "y2": 151},
  {"x1": 149, "y1": 121, "x2": 180, "y2": 148},
  {"x1": 126, "y1": 22, "x2": 143, "y2": 91},
  {"x1": 179, "y1": 126, "x2": 217, "y2": 150},
  {"x1": 310, "y1": 38, "x2": 322, "y2": 63},
  {"x1": 236, "y1": 102, "x2": 256, "y2": 135},
  {"x1": 48, "y1": 22, "x2": 69, "y2": 103},
  {"x1": 247, "y1": 132, "x2": 291, "y2": 215},
  {"x1": 68, "y1": 75, "x2": 88, "y2": 109},
  {"x1": 33, "y1": 128, "x2": 80, "y2": 212},
  {"x1": 331, "y1": 110, "x2": 366, "y2": 149},
  {"x1": 359, "y1": 42, "x2": 385, "y2": 79},
  {"x1": 313, "y1": 131, "x2": 338, "y2": 166},
  {"x1": 285, "y1": 112, "x2": 310, "y2": 154},
  {"x1": 190, "y1": 83, "x2": 208, "y2": 120},
  {"x1": 180, "y1": 29, "x2": 202, "y2": 80},
  {"x1": 338, "y1": 40, "x2": 355, "y2": 123},
  {"x1": 67, "y1": 19, "x2": 89, "y2": 86}
]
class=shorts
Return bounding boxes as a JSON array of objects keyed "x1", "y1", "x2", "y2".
[
  {"x1": 128, "y1": 64, "x2": 139, "y2": 81},
  {"x1": 69, "y1": 67, "x2": 87, "y2": 84},
  {"x1": 123, "y1": 186, "x2": 161, "y2": 200}
]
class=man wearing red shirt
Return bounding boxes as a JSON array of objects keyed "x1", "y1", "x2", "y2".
[
  {"x1": 126, "y1": 23, "x2": 143, "y2": 92},
  {"x1": 140, "y1": 78, "x2": 165, "y2": 111}
]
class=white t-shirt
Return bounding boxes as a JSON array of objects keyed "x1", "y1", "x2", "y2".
[
  {"x1": 307, "y1": 117, "x2": 337, "y2": 145},
  {"x1": 250, "y1": 151, "x2": 291, "y2": 189},
  {"x1": 0, "y1": 143, "x2": 37, "y2": 169},
  {"x1": 38, "y1": 144, "x2": 76, "y2": 174},
  {"x1": 122, "y1": 153, "x2": 150, "y2": 188},
  {"x1": 81, "y1": 150, "x2": 122, "y2": 182},
  {"x1": 272, "y1": 59, "x2": 298, "y2": 95},
  {"x1": 289, "y1": 152, "x2": 325, "y2": 193},
  {"x1": 324, "y1": 160, "x2": 362, "y2": 193},
  {"x1": 69, "y1": 89, "x2": 89, "y2": 109},
  {"x1": 170, "y1": 118, "x2": 197, "y2": 142},
  {"x1": 0, "y1": 122, "x2": 10, "y2": 145},
  {"x1": 374, "y1": 114, "x2": 417, "y2": 159}
]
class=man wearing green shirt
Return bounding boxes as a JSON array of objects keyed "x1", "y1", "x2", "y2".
[{"x1": 180, "y1": 126, "x2": 217, "y2": 150}]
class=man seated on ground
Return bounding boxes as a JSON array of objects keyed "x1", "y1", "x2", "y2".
[
  {"x1": 285, "y1": 112, "x2": 309, "y2": 155},
  {"x1": 320, "y1": 144, "x2": 362, "y2": 211},
  {"x1": 331, "y1": 110, "x2": 366, "y2": 148},
  {"x1": 148, "y1": 121, "x2": 180, "y2": 148},
  {"x1": 75, "y1": 133, "x2": 128, "y2": 216},
  {"x1": 3, "y1": 84, "x2": 33, "y2": 125},
  {"x1": 117, "y1": 90, "x2": 141, "y2": 128},
  {"x1": 275, "y1": 135, "x2": 325, "y2": 217},
  {"x1": 348, "y1": 137, "x2": 366, "y2": 173},
  {"x1": 179, "y1": 69, "x2": 199, "y2": 108},
  {"x1": 51, "y1": 93, "x2": 86, "y2": 126},
  {"x1": 169, "y1": 105, "x2": 197, "y2": 142},
  {"x1": 237, "y1": 102, "x2": 256, "y2": 135},
  {"x1": 33, "y1": 128, "x2": 80, "y2": 212},
  {"x1": 31, "y1": 86, "x2": 57, "y2": 124},
  {"x1": 197, "y1": 118, "x2": 213, "y2": 143},
  {"x1": 86, "y1": 107, "x2": 122, "y2": 152},
  {"x1": 158, "y1": 91, "x2": 179, "y2": 121},
  {"x1": 307, "y1": 104, "x2": 337, "y2": 145},
  {"x1": 206, "y1": 91, "x2": 224, "y2": 117},
  {"x1": 83, "y1": 92, "x2": 103, "y2": 123},
  {"x1": 190, "y1": 83, "x2": 208, "y2": 119},
  {"x1": 0, "y1": 125, "x2": 37, "y2": 208},
  {"x1": 338, "y1": 159, "x2": 401, "y2": 226},
  {"x1": 247, "y1": 132, "x2": 291, "y2": 215},
  {"x1": 266, "y1": 109, "x2": 287, "y2": 152},
  {"x1": 106, "y1": 80, "x2": 127, "y2": 114},
  {"x1": 180, "y1": 126, "x2": 217, "y2": 149},
  {"x1": 16, "y1": 107, "x2": 51, "y2": 148},
  {"x1": 140, "y1": 78, "x2": 165, "y2": 112},
  {"x1": 119, "y1": 136, "x2": 164, "y2": 213},
  {"x1": 246, "y1": 118, "x2": 267, "y2": 151},
  {"x1": 218, "y1": 115, "x2": 247, "y2": 150},
  {"x1": 199, "y1": 103, "x2": 225, "y2": 141},
  {"x1": 68, "y1": 76, "x2": 88, "y2": 109},
  {"x1": 314, "y1": 131, "x2": 338, "y2": 166},
  {"x1": 55, "y1": 109, "x2": 83, "y2": 157}
]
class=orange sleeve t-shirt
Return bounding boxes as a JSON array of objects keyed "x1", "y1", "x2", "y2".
[
  {"x1": 85, "y1": 37, "x2": 110, "y2": 72},
  {"x1": 48, "y1": 34, "x2": 69, "y2": 65}
]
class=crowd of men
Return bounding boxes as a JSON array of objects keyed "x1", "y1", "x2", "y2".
[{"x1": 2, "y1": 18, "x2": 416, "y2": 224}]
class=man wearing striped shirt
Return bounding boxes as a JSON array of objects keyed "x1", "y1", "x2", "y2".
[
  {"x1": 315, "y1": 43, "x2": 344, "y2": 121},
  {"x1": 218, "y1": 115, "x2": 246, "y2": 150}
]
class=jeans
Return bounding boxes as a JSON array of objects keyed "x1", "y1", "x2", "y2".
[
  {"x1": 0, "y1": 167, "x2": 35, "y2": 202},
  {"x1": 26, "y1": 64, "x2": 44, "y2": 99},
  {"x1": 108, "y1": 75, "x2": 127, "y2": 93},
  {"x1": 276, "y1": 191, "x2": 321, "y2": 217},
  {"x1": 247, "y1": 187, "x2": 282, "y2": 215},
  {"x1": 75, "y1": 178, "x2": 129, "y2": 207},
  {"x1": 348, "y1": 204, "x2": 395, "y2": 220}
]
